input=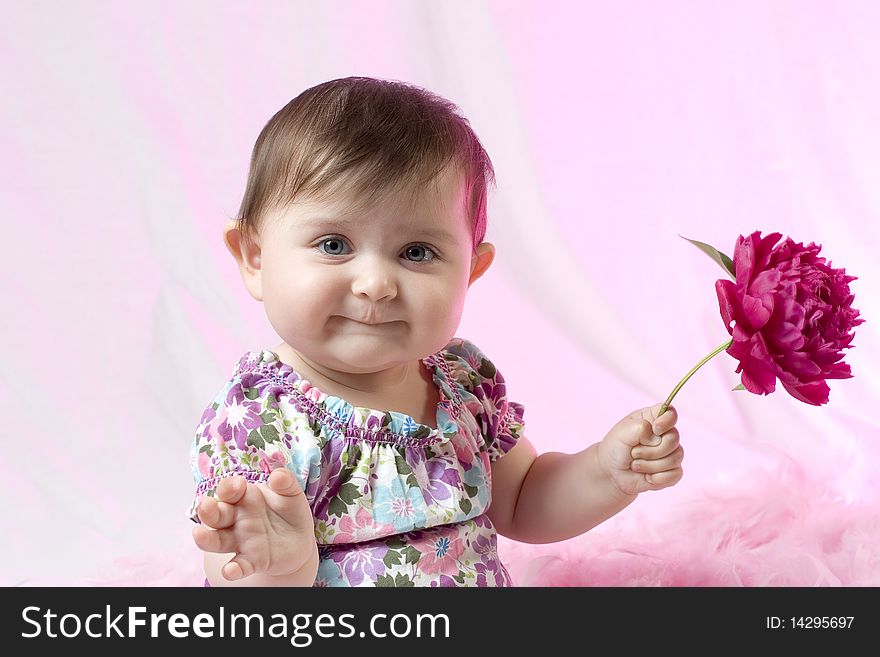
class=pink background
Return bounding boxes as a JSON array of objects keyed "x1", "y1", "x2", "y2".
[{"x1": 2, "y1": 0, "x2": 877, "y2": 585}]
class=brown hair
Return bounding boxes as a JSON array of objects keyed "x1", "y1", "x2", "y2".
[{"x1": 232, "y1": 76, "x2": 495, "y2": 254}]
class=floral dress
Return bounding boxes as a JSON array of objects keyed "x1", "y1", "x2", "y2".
[{"x1": 187, "y1": 337, "x2": 526, "y2": 587}]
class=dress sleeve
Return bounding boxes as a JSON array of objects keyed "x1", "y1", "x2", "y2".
[
  {"x1": 186, "y1": 371, "x2": 304, "y2": 523},
  {"x1": 446, "y1": 338, "x2": 526, "y2": 462}
]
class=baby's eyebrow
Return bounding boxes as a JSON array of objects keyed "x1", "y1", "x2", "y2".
[{"x1": 300, "y1": 216, "x2": 458, "y2": 243}]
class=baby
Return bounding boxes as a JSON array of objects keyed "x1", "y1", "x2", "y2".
[{"x1": 188, "y1": 76, "x2": 684, "y2": 587}]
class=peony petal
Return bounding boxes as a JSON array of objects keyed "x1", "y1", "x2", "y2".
[
  {"x1": 823, "y1": 361, "x2": 854, "y2": 380},
  {"x1": 771, "y1": 321, "x2": 805, "y2": 351},
  {"x1": 738, "y1": 231, "x2": 782, "y2": 285},
  {"x1": 750, "y1": 268, "x2": 782, "y2": 296},
  {"x1": 733, "y1": 234, "x2": 753, "y2": 285},
  {"x1": 780, "y1": 378, "x2": 829, "y2": 406},
  {"x1": 727, "y1": 337, "x2": 753, "y2": 367},
  {"x1": 740, "y1": 361, "x2": 777, "y2": 395},
  {"x1": 732, "y1": 323, "x2": 752, "y2": 342},
  {"x1": 779, "y1": 295, "x2": 806, "y2": 329},
  {"x1": 742, "y1": 294, "x2": 772, "y2": 330},
  {"x1": 748, "y1": 331, "x2": 773, "y2": 363},
  {"x1": 777, "y1": 351, "x2": 822, "y2": 378},
  {"x1": 715, "y1": 279, "x2": 740, "y2": 334}
]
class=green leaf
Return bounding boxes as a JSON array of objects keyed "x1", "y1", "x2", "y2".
[
  {"x1": 403, "y1": 546, "x2": 421, "y2": 565},
  {"x1": 336, "y1": 482, "x2": 360, "y2": 505},
  {"x1": 244, "y1": 387, "x2": 260, "y2": 400},
  {"x1": 336, "y1": 446, "x2": 360, "y2": 484},
  {"x1": 383, "y1": 549, "x2": 402, "y2": 568},
  {"x1": 679, "y1": 234, "x2": 736, "y2": 281},
  {"x1": 394, "y1": 573, "x2": 415, "y2": 587},
  {"x1": 327, "y1": 497, "x2": 347, "y2": 518},
  {"x1": 375, "y1": 574, "x2": 396, "y2": 587},
  {"x1": 385, "y1": 537, "x2": 406, "y2": 550},
  {"x1": 459, "y1": 498, "x2": 473, "y2": 515},
  {"x1": 394, "y1": 453, "x2": 413, "y2": 475},
  {"x1": 463, "y1": 483, "x2": 479, "y2": 498},
  {"x1": 260, "y1": 423, "x2": 280, "y2": 444},
  {"x1": 409, "y1": 425, "x2": 432, "y2": 440},
  {"x1": 732, "y1": 383, "x2": 747, "y2": 391},
  {"x1": 247, "y1": 429, "x2": 265, "y2": 450},
  {"x1": 478, "y1": 358, "x2": 496, "y2": 379}
]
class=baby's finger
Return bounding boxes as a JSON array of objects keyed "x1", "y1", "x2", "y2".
[
  {"x1": 651, "y1": 403, "x2": 678, "y2": 435},
  {"x1": 632, "y1": 445, "x2": 685, "y2": 475},
  {"x1": 644, "y1": 467, "x2": 683, "y2": 489},
  {"x1": 216, "y1": 476, "x2": 248, "y2": 504},
  {"x1": 195, "y1": 495, "x2": 237, "y2": 529},
  {"x1": 267, "y1": 468, "x2": 305, "y2": 498},
  {"x1": 633, "y1": 428, "x2": 680, "y2": 459},
  {"x1": 222, "y1": 555, "x2": 257, "y2": 581},
  {"x1": 192, "y1": 524, "x2": 239, "y2": 555}
]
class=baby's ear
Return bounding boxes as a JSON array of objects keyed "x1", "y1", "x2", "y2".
[
  {"x1": 222, "y1": 219, "x2": 263, "y2": 302},
  {"x1": 468, "y1": 242, "x2": 496, "y2": 287}
]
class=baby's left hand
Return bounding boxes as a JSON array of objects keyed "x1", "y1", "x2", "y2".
[{"x1": 596, "y1": 403, "x2": 684, "y2": 496}]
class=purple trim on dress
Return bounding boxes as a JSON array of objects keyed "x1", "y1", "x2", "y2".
[
  {"x1": 195, "y1": 469, "x2": 269, "y2": 495},
  {"x1": 235, "y1": 351, "x2": 464, "y2": 446},
  {"x1": 430, "y1": 353, "x2": 465, "y2": 412}
]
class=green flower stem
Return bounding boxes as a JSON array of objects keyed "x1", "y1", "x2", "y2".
[{"x1": 658, "y1": 337, "x2": 735, "y2": 417}]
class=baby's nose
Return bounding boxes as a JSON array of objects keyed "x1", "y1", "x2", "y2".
[{"x1": 351, "y1": 256, "x2": 397, "y2": 301}]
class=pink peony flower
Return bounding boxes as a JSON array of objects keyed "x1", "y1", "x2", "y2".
[
  {"x1": 659, "y1": 231, "x2": 864, "y2": 416},
  {"x1": 715, "y1": 231, "x2": 864, "y2": 405}
]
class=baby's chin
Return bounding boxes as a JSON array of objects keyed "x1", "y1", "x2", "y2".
[
  {"x1": 293, "y1": 338, "x2": 414, "y2": 373},
  {"x1": 322, "y1": 347, "x2": 414, "y2": 374}
]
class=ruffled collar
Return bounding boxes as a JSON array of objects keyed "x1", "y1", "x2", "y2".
[{"x1": 233, "y1": 349, "x2": 463, "y2": 443}]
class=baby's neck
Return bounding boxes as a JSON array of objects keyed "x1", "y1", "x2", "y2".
[
  {"x1": 274, "y1": 343, "x2": 440, "y2": 428},
  {"x1": 274, "y1": 343, "x2": 416, "y2": 399}
]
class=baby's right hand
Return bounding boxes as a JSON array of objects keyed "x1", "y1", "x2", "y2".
[{"x1": 192, "y1": 468, "x2": 319, "y2": 581}]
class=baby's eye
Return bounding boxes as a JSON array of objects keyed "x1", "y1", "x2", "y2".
[
  {"x1": 402, "y1": 244, "x2": 437, "y2": 263},
  {"x1": 316, "y1": 237, "x2": 350, "y2": 256}
]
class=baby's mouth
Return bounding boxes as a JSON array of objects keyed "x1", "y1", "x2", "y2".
[{"x1": 342, "y1": 316, "x2": 398, "y2": 326}]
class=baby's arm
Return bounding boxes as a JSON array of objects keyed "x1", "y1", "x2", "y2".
[{"x1": 488, "y1": 404, "x2": 682, "y2": 544}]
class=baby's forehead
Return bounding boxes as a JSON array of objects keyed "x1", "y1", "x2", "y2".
[{"x1": 293, "y1": 179, "x2": 461, "y2": 221}]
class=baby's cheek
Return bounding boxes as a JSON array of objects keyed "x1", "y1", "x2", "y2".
[
  {"x1": 422, "y1": 288, "x2": 466, "y2": 329},
  {"x1": 438, "y1": 281, "x2": 466, "y2": 308}
]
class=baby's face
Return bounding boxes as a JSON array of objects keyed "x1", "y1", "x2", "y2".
[{"x1": 255, "y1": 166, "x2": 491, "y2": 374}]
